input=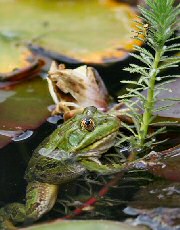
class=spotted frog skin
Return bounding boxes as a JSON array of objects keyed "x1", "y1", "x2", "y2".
[{"x1": 0, "y1": 106, "x2": 120, "y2": 229}]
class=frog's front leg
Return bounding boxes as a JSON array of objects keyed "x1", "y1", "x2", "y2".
[
  {"x1": 80, "y1": 160, "x2": 128, "y2": 175},
  {"x1": 0, "y1": 182, "x2": 59, "y2": 229}
]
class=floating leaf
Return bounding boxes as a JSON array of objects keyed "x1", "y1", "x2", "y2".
[
  {"x1": 153, "y1": 78, "x2": 180, "y2": 119},
  {"x1": 147, "y1": 145, "x2": 180, "y2": 181},
  {"x1": 0, "y1": 28, "x2": 44, "y2": 80},
  {"x1": 0, "y1": 77, "x2": 53, "y2": 149},
  {"x1": 116, "y1": 78, "x2": 180, "y2": 121},
  {"x1": 23, "y1": 220, "x2": 148, "y2": 230},
  {"x1": 0, "y1": 37, "x2": 29, "y2": 73},
  {"x1": 0, "y1": 58, "x2": 44, "y2": 84},
  {"x1": 0, "y1": 0, "x2": 142, "y2": 65}
]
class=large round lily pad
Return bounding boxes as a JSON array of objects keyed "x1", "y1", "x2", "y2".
[
  {"x1": 24, "y1": 220, "x2": 148, "y2": 230},
  {"x1": 0, "y1": 0, "x2": 141, "y2": 65}
]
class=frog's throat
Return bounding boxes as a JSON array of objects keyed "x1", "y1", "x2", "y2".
[{"x1": 80, "y1": 130, "x2": 118, "y2": 154}]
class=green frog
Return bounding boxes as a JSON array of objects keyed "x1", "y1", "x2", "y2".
[{"x1": 0, "y1": 106, "x2": 120, "y2": 229}]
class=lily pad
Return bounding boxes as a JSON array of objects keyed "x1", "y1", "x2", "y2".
[
  {"x1": 0, "y1": 77, "x2": 53, "y2": 149},
  {"x1": 0, "y1": 0, "x2": 141, "y2": 65},
  {"x1": 0, "y1": 32, "x2": 29, "y2": 73},
  {"x1": 23, "y1": 220, "x2": 148, "y2": 230},
  {"x1": 116, "y1": 78, "x2": 180, "y2": 121},
  {"x1": 153, "y1": 78, "x2": 180, "y2": 119},
  {"x1": 148, "y1": 146, "x2": 180, "y2": 181},
  {"x1": 0, "y1": 33, "x2": 44, "y2": 82},
  {"x1": 0, "y1": 27, "x2": 45, "y2": 77}
]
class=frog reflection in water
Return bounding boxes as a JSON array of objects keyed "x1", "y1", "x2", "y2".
[{"x1": 0, "y1": 106, "x2": 120, "y2": 229}]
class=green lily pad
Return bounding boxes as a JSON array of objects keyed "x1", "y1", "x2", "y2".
[
  {"x1": 0, "y1": 77, "x2": 53, "y2": 148},
  {"x1": 0, "y1": 39, "x2": 28, "y2": 73},
  {"x1": 0, "y1": 0, "x2": 141, "y2": 65},
  {"x1": 0, "y1": 29, "x2": 44, "y2": 80},
  {"x1": 24, "y1": 220, "x2": 148, "y2": 230}
]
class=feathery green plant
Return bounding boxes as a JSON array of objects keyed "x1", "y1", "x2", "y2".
[{"x1": 117, "y1": 0, "x2": 180, "y2": 155}]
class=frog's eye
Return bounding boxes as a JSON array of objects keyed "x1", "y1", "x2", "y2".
[{"x1": 81, "y1": 118, "x2": 95, "y2": 131}]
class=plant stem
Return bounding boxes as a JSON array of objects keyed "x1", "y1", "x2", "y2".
[{"x1": 139, "y1": 49, "x2": 162, "y2": 146}]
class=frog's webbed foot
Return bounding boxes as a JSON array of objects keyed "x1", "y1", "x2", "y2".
[{"x1": 0, "y1": 203, "x2": 25, "y2": 230}]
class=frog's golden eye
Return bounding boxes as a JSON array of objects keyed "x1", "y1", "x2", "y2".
[{"x1": 81, "y1": 118, "x2": 95, "y2": 131}]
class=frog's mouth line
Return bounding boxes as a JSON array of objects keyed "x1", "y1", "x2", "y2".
[{"x1": 80, "y1": 130, "x2": 119, "y2": 156}]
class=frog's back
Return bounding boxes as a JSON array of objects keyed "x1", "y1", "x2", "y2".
[
  {"x1": 25, "y1": 153, "x2": 85, "y2": 185},
  {"x1": 25, "y1": 128, "x2": 85, "y2": 185}
]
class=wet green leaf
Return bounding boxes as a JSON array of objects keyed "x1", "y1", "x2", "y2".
[
  {"x1": 24, "y1": 220, "x2": 148, "y2": 230},
  {"x1": 0, "y1": 42, "x2": 26, "y2": 73},
  {"x1": 0, "y1": 0, "x2": 141, "y2": 65}
]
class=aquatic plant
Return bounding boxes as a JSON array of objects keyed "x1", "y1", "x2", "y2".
[{"x1": 117, "y1": 0, "x2": 180, "y2": 155}]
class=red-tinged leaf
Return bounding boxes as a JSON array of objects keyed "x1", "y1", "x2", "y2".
[
  {"x1": 0, "y1": 59, "x2": 45, "y2": 84},
  {"x1": 0, "y1": 77, "x2": 53, "y2": 149},
  {"x1": 147, "y1": 146, "x2": 180, "y2": 181}
]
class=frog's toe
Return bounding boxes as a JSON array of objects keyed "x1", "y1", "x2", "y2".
[{"x1": 0, "y1": 203, "x2": 25, "y2": 230}]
